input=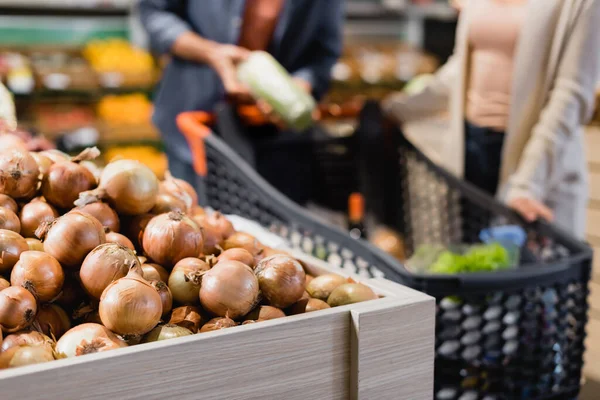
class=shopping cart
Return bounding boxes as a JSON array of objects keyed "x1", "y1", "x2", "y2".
[{"x1": 177, "y1": 104, "x2": 592, "y2": 400}]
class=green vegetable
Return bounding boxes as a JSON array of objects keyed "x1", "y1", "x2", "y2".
[{"x1": 419, "y1": 243, "x2": 513, "y2": 275}]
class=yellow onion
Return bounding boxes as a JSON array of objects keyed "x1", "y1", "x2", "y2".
[
  {"x1": 254, "y1": 255, "x2": 306, "y2": 309},
  {"x1": 30, "y1": 152, "x2": 53, "y2": 180},
  {"x1": 222, "y1": 232, "x2": 264, "y2": 261},
  {"x1": 168, "y1": 258, "x2": 209, "y2": 305},
  {"x1": 99, "y1": 268, "x2": 162, "y2": 335},
  {"x1": 0, "y1": 229, "x2": 28, "y2": 273},
  {"x1": 262, "y1": 247, "x2": 291, "y2": 258},
  {"x1": 80, "y1": 160, "x2": 102, "y2": 183},
  {"x1": 190, "y1": 206, "x2": 206, "y2": 218},
  {"x1": 0, "y1": 343, "x2": 54, "y2": 369},
  {"x1": 142, "y1": 324, "x2": 193, "y2": 343},
  {"x1": 143, "y1": 212, "x2": 203, "y2": 268},
  {"x1": 193, "y1": 212, "x2": 234, "y2": 255},
  {"x1": 37, "y1": 210, "x2": 106, "y2": 268},
  {"x1": 327, "y1": 283, "x2": 378, "y2": 307},
  {"x1": 142, "y1": 263, "x2": 170, "y2": 283},
  {"x1": 0, "y1": 277, "x2": 9, "y2": 291},
  {"x1": 159, "y1": 171, "x2": 198, "y2": 212},
  {"x1": 151, "y1": 193, "x2": 187, "y2": 215},
  {"x1": 305, "y1": 298, "x2": 331, "y2": 313},
  {"x1": 306, "y1": 273, "x2": 347, "y2": 301},
  {"x1": 74, "y1": 192, "x2": 120, "y2": 232},
  {"x1": 199, "y1": 261, "x2": 259, "y2": 319},
  {"x1": 199, "y1": 317, "x2": 237, "y2": 333},
  {"x1": 80, "y1": 243, "x2": 141, "y2": 300},
  {"x1": 305, "y1": 275, "x2": 314, "y2": 285},
  {"x1": 122, "y1": 213, "x2": 153, "y2": 253},
  {"x1": 216, "y1": 248, "x2": 256, "y2": 269},
  {"x1": 0, "y1": 207, "x2": 20, "y2": 233},
  {"x1": 1, "y1": 331, "x2": 53, "y2": 352},
  {"x1": 150, "y1": 280, "x2": 173, "y2": 317},
  {"x1": 25, "y1": 238, "x2": 44, "y2": 251},
  {"x1": 11, "y1": 250, "x2": 64, "y2": 302},
  {"x1": 0, "y1": 194, "x2": 18, "y2": 213},
  {"x1": 34, "y1": 304, "x2": 71, "y2": 339},
  {"x1": 55, "y1": 323, "x2": 127, "y2": 358},
  {"x1": 0, "y1": 148, "x2": 39, "y2": 199},
  {"x1": 0, "y1": 286, "x2": 37, "y2": 332},
  {"x1": 19, "y1": 198, "x2": 58, "y2": 238},
  {"x1": 0, "y1": 134, "x2": 26, "y2": 151},
  {"x1": 168, "y1": 306, "x2": 204, "y2": 333},
  {"x1": 98, "y1": 159, "x2": 159, "y2": 215},
  {"x1": 105, "y1": 230, "x2": 135, "y2": 250},
  {"x1": 39, "y1": 149, "x2": 70, "y2": 163},
  {"x1": 245, "y1": 305, "x2": 285, "y2": 321}
]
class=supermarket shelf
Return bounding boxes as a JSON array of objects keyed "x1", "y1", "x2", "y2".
[
  {"x1": 0, "y1": 0, "x2": 131, "y2": 16},
  {"x1": 346, "y1": 1, "x2": 457, "y2": 21}
]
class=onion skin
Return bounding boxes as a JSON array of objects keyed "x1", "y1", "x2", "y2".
[
  {"x1": 30, "y1": 152, "x2": 53, "y2": 180},
  {"x1": 55, "y1": 276, "x2": 85, "y2": 310},
  {"x1": 38, "y1": 210, "x2": 106, "y2": 268},
  {"x1": 99, "y1": 159, "x2": 159, "y2": 215},
  {"x1": 122, "y1": 213, "x2": 153, "y2": 253},
  {"x1": 25, "y1": 238, "x2": 44, "y2": 251},
  {"x1": 151, "y1": 193, "x2": 187, "y2": 215},
  {"x1": 0, "y1": 207, "x2": 20, "y2": 233},
  {"x1": 327, "y1": 283, "x2": 378, "y2": 307},
  {"x1": 0, "y1": 286, "x2": 37, "y2": 333},
  {"x1": 55, "y1": 323, "x2": 127, "y2": 358},
  {"x1": 39, "y1": 149, "x2": 70, "y2": 163},
  {"x1": 168, "y1": 306, "x2": 203, "y2": 333},
  {"x1": 105, "y1": 231, "x2": 135, "y2": 250},
  {"x1": 142, "y1": 263, "x2": 170, "y2": 283},
  {"x1": 305, "y1": 275, "x2": 314, "y2": 285},
  {"x1": 142, "y1": 324, "x2": 193, "y2": 343},
  {"x1": 143, "y1": 212, "x2": 203, "y2": 268},
  {"x1": 34, "y1": 304, "x2": 71, "y2": 339},
  {"x1": 168, "y1": 258, "x2": 209, "y2": 305},
  {"x1": 0, "y1": 194, "x2": 18, "y2": 213},
  {"x1": 254, "y1": 255, "x2": 306, "y2": 309},
  {"x1": 306, "y1": 274, "x2": 347, "y2": 301},
  {"x1": 245, "y1": 306, "x2": 285, "y2": 321},
  {"x1": 1, "y1": 331, "x2": 53, "y2": 352},
  {"x1": 217, "y1": 248, "x2": 256, "y2": 269},
  {"x1": 190, "y1": 206, "x2": 206, "y2": 218},
  {"x1": 199, "y1": 261, "x2": 259, "y2": 319},
  {"x1": 76, "y1": 199, "x2": 120, "y2": 233},
  {"x1": 19, "y1": 199, "x2": 58, "y2": 238},
  {"x1": 0, "y1": 343, "x2": 55, "y2": 369},
  {"x1": 11, "y1": 250, "x2": 64, "y2": 302},
  {"x1": 305, "y1": 298, "x2": 331, "y2": 313},
  {"x1": 80, "y1": 243, "x2": 141, "y2": 300},
  {"x1": 159, "y1": 171, "x2": 198, "y2": 212},
  {"x1": 199, "y1": 317, "x2": 237, "y2": 333},
  {"x1": 0, "y1": 148, "x2": 39, "y2": 199},
  {"x1": 150, "y1": 280, "x2": 173, "y2": 317},
  {"x1": 193, "y1": 216, "x2": 224, "y2": 255},
  {"x1": 99, "y1": 269, "x2": 163, "y2": 335},
  {"x1": 0, "y1": 277, "x2": 9, "y2": 291},
  {"x1": 222, "y1": 232, "x2": 263, "y2": 260},
  {"x1": 0, "y1": 229, "x2": 28, "y2": 273}
]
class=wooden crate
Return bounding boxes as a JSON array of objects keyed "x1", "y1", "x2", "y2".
[{"x1": 0, "y1": 251, "x2": 435, "y2": 400}]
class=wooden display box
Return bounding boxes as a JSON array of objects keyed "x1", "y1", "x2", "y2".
[{"x1": 0, "y1": 251, "x2": 435, "y2": 400}]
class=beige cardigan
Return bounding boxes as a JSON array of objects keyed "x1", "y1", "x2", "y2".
[{"x1": 384, "y1": 0, "x2": 600, "y2": 237}]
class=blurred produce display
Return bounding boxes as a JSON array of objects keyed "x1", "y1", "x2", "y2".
[
  {"x1": 97, "y1": 94, "x2": 152, "y2": 125},
  {"x1": 30, "y1": 51, "x2": 97, "y2": 91}
]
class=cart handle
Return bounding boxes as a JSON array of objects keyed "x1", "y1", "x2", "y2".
[{"x1": 176, "y1": 111, "x2": 213, "y2": 177}]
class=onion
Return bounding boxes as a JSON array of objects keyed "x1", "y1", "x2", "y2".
[
  {"x1": 0, "y1": 277, "x2": 9, "y2": 291},
  {"x1": 151, "y1": 193, "x2": 187, "y2": 215},
  {"x1": 216, "y1": 248, "x2": 256, "y2": 269},
  {"x1": 142, "y1": 324, "x2": 193, "y2": 343},
  {"x1": 55, "y1": 323, "x2": 127, "y2": 358},
  {"x1": 0, "y1": 194, "x2": 18, "y2": 213},
  {"x1": 150, "y1": 280, "x2": 173, "y2": 316},
  {"x1": 205, "y1": 212, "x2": 235, "y2": 240},
  {"x1": 41, "y1": 147, "x2": 99, "y2": 209},
  {"x1": 1, "y1": 331, "x2": 53, "y2": 352},
  {"x1": 105, "y1": 230, "x2": 135, "y2": 250},
  {"x1": 19, "y1": 198, "x2": 58, "y2": 238},
  {"x1": 199, "y1": 317, "x2": 237, "y2": 333},
  {"x1": 0, "y1": 148, "x2": 39, "y2": 199},
  {"x1": 98, "y1": 159, "x2": 159, "y2": 215},
  {"x1": 39, "y1": 149, "x2": 70, "y2": 163},
  {"x1": 222, "y1": 232, "x2": 264, "y2": 260},
  {"x1": 245, "y1": 305, "x2": 285, "y2": 321},
  {"x1": 30, "y1": 152, "x2": 53, "y2": 180},
  {"x1": 99, "y1": 268, "x2": 162, "y2": 335},
  {"x1": 305, "y1": 298, "x2": 331, "y2": 313},
  {"x1": 11, "y1": 250, "x2": 64, "y2": 302},
  {"x1": 34, "y1": 304, "x2": 71, "y2": 339},
  {"x1": 193, "y1": 213, "x2": 234, "y2": 256},
  {"x1": 0, "y1": 207, "x2": 20, "y2": 233},
  {"x1": 0, "y1": 343, "x2": 54, "y2": 369},
  {"x1": 168, "y1": 258, "x2": 209, "y2": 305},
  {"x1": 143, "y1": 212, "x2": 203, "y2": 268},
  {"x1": 306, "y1": 274, "x2": 347, "y2": 301},
  {"x1": 199, "y1": 261, "x2": 259, "y2": 319},
  {"x1": 37, "y1": 210, "x2": 106, "y2": 268},
  {"x1": 254, "y1": 255, "x2": 306, "y2": 309},
  {"x1": 190, "y1": 206, "x2": 206, "y2": 218},
  {"x1": 55, "y1": 277, "x2": 85, "y2": 310},
  {"x1": 122, "y1": 213, "x2": 153, "y2": 252},
  {"x1": 80, "y1": 160, "x2": 102, "y2": 183},
  {"x1": 0, "y1": 286, "x2": 37, "y2": 332},
  {"x1": 0, "y1": 134, "x2": 27, "y2": 151},
  {"x1": 142, "y1": 263, "x2": 170, "y2": 283},
  {"x1": 262, "y1": 247, "x2": 291, "y2": 258},
  {"x1": 0, "y1": 229, "x2": 28, "y2": 273},
  {"x1": 80, "y1": 243, "x2": 141, "y2": 300},
  {"x1": 168, "y1": 306, "x2": 204, "y2": 333},
  {"x1": 159, "y1": 171, "x2": 198, "y2": 212},
  {"x1": 305, "y1": 275, "x2": 314, "y2": 285},
  {"x1": 327, "y1": 283, "x2": 378, "y2": 307},
  {"x1": 25, "y1": 238, "x2": 44, "y2": 251},
  {"x1": 74, "y1": 192, "x2": 120, "y2": 232}
]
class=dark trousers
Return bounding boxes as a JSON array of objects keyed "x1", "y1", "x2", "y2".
[{"x1": 464, "y1": 121, "x2": 505, "y2": 196}]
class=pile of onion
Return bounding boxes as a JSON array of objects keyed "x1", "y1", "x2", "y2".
[{"x1": 0, "y1": 148, "x2": 39, "y2": 200}]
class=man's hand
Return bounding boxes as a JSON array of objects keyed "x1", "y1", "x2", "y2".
[
  {"x1": 207, "y1": 44, "x2": 252, "y2": 103},
  {"x1": 508, "y1": 197, "x2": 554, "y2": 223},
  {"x1": 254, "y1": 77, "x2": 313, "y2": 128}
]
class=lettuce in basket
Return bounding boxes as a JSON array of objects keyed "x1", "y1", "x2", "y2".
[{"x1": 426, "y1": 243, "x2": 513, "y2": 274}]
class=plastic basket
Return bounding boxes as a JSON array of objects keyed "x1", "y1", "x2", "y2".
[{"x1": 177, "y1": 107, "x2": 593, "y2": 400}]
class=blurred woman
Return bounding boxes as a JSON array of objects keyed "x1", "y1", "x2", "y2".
[{"x1": 384, "y1": 0, "x2": 600, "y2": 237}]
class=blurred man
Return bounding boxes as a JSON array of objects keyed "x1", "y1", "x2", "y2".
[{"x1": 138, "y1": 0, "x2": 344, "y2": 185}]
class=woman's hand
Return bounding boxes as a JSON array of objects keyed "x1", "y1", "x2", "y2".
[
  {"x1": 207, "y1": 44, "x2": 252, "y2": 103},
  {"x1": 254, "y1": 77, "x2": 314, "y2": 128},
  {"x1": 508, "y1": 197, "x2": 554, "y2": 223}
]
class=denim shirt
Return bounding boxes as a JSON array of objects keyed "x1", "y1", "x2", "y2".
[{"x1": 138, "y1": 0, "x2": 344, "y2": 163}]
